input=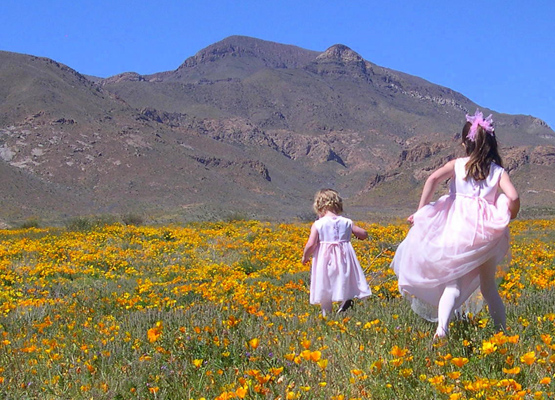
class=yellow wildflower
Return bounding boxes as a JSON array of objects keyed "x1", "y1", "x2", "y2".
[
  {"x1": 147, "y1": 321, "x2": 163, "y2": 343},
  {"x1": 520, "y1": 351, "x2": 536, "y2": 365},
  {"x1": 451, "y1": 357, "x2": 469, "y2": 368}
]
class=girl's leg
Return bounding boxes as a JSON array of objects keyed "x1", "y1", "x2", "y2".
[
  {"x1": 436, "y1": 283, "x2": 461, "y2": 337},
  {"x1": 479, "y1": 261, "x2": 506, "y2": 331},
  {"x1": 320, "y1": 298, "x2": 332, "y2": 317}
]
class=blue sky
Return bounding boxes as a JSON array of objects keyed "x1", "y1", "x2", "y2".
[{"x1": 2, "y1": 0, "x2": 554, "y2": 129}]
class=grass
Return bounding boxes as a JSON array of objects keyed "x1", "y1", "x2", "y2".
[{"x1": 0, "y1": 219, "x2": 554, "y2": 399}]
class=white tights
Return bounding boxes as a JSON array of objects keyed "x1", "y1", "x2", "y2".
[
  {"x1": 435, "y1": 262, "x2": 506, "y2": 337},
  {"x1": 436, "y1": 283, "x2": 460, "y2": 337},
  {"x1": 321, "y1": 299, "x2": 332, "y2": 317},
  {"x1": 479, "y1": 261, "x2": 506, "y2": 331}
]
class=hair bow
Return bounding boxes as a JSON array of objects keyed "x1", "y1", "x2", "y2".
[{"x1": 465, "y1": 109, "x2": 494, "y2": 141}]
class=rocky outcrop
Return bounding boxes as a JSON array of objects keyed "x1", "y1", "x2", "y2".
[
  {"x1": 504, "y1": 146, "x2": 555, "y2": 171},
  {"x1": 138, "y1": 107, "x2": 182, "y2": 127},
  {"x1": 102, "y1": 72, "x2": 145, "y2": 84},
  {"x1": 503, "y1": 147, "x2": 530, "y2": 172},
  {"x1": 192, "y1": 156, "x2": 271, "y2": 181},
  {"x1": 398, "y1": 142, "x2": 450, "y2": 165},
  {"x1": 197, "y1": 118, "x2": 279, "y2": 150},
  {"x1": 315, "y1": 44, "x2": 366, "y2": 65},
  {"x1": 267, "y1": 130, "x2": 345, "y2": 166},
  {"x1": 51, "y1": 118, "x2": 76, "y2": 125},
  {"x1": 363, "y1": 171, "x2": 402, "y2": 191},
  {"x1": 530, "y1": 146, "x2": 555, "y2": 164},
  {"x1": 411, "y1": 156, "x2": 454, "y2": 181},
  {"x1": 306, "y1": 44, "x2": 370, "y2": 78},
  {"x1": 139, "y1": 110, "x2": 348, "y2": 167}
]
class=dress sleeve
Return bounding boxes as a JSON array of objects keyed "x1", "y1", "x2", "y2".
[{"x1": 490, "y1": 163, "x2": 505, "y2": 185}]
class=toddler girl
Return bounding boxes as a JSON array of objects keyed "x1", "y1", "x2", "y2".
[{"x1": 302, "y1": 189, "x2": 372, "y2": 316}]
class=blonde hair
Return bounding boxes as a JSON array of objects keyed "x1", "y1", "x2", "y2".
[{"x1": 313, "y1": 188, "x2": 343, "y2": 215}]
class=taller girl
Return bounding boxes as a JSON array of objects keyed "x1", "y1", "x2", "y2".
[{"x1": 391, "y1": 110, "x2": 520, "y2": 339}]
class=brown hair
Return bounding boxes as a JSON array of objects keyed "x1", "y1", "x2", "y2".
[
  {"x1": 462, "y1": 121, "x2": 502, "y2": 181},
  {"x1": 313, "y1": 188, "x2": 343, "y2": 215}
]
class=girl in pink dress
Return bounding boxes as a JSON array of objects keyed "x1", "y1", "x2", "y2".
[
  {"x1": 302, "y1": 189, "x2": 372, "y2": 316},
  {"x1": 391, "y1": 110, "x2": 520, "y2": 340}
]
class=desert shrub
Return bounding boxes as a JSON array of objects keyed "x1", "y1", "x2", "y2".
[
  {"x1": 295, "y1": 210, "x2": 316, "y2": 223},
  {"x1": 64, "y1": 215, "x2": 119, "y2": 231},
  {"x1": 19, "y1": 218, "x2": 40, "y2": 229},
  {"x1": 121, "y1": 213, "x2": 144, "y2": 226},
  {"x1": 223, "y1": 211, "x2": 250, "y2": 222}
]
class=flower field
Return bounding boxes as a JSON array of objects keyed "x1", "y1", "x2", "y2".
[{"x1": 0, "y1": 219, "x2": 554, "y2": 399}]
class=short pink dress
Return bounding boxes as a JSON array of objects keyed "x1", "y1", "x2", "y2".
[
  {"x1": 310, "y1": 215, "x2": 372, "y2": 305},
  {"x1": 391, "y1": 157, "x2": 512, "y2": 321}
]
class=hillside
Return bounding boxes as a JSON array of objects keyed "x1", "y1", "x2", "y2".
[{"x1": 0, "y1": 36, "x2": 554, "y2": 225}]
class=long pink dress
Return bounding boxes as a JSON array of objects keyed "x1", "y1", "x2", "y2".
[
  {"x1": 391, "y1": 157, "x2": 511, "y2": 321},
  {"x1": 310, "y1": 215, "x2": 372, "y2": 305}
]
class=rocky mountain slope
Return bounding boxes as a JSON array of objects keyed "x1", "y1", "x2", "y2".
[{"x1": 1, "y1": 36, "x2": 554, "y2": 225}]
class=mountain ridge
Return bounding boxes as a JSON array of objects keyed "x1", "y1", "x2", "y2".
[{"x1": 0, "y1": 36, "x2": 554, "y2": 225}]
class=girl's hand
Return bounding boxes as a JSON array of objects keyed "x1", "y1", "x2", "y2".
[
  {"x1": 352, "y1": 224, "x2": 368, "y2": 240},
  {"x1": 407, "y1": 214, "x2": 415, "y2": 225}
]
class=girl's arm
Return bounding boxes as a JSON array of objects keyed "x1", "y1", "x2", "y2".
[
  {"x1": 499, "y1": 171, "x2": 520, "y2": 219},
  {"x1": 352, "y1": 224, "x2": 368, "y2": 240},
  {"x1": 408, "y1": 159, "x2": 456, "y2": 223},
  {"x1": 302, "y1": 224, "x2": 319, "y2": 264}
]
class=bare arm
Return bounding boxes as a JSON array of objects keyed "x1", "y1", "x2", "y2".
[
  {"x1": 499, "y1": 170, "x2": 520, "y2": 219},
  {"x1": 417, "y1": 159, "x2": 456, "y2": 209},
  {"x1": 352, "y1": 224, "x2": 368, "y2": 240},
  {"x1": 302, "y1": 224, "x2": 319, "y2": 264},
  {"x1": 408, "y1": 160, "x2": 456, "y2": 223}
]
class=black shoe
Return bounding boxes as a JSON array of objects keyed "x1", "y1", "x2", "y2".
[{"x1": 337, "y1": 299, "x2": 354, "y2": 313}]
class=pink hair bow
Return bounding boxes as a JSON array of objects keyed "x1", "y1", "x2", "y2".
[{"x1": 465, "y1": 109, "x2": 494, "y2": 141}]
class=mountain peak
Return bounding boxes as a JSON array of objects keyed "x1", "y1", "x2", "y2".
[
  {"x1": 316, "y1": 44, "x2": 364, "y2": 64},
  {"x1": 308, "y1": 44, "x2": 369, "y2": 77},
  {"x1": 179, "y1": 35, "x2": 320, "y2": 70}
]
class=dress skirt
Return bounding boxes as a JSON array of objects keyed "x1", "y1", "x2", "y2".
[{"x1": 391, "y1": 192, "x2": 511, "y2": 321}]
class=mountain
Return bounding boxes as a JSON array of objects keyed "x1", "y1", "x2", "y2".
[{"x1": 1, "y1": 36, "x2": 554, "y2": 225}]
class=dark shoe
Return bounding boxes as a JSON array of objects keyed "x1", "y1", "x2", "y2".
[{"x1": 337, "y1": 299, "x2": 354, "y2": 313}]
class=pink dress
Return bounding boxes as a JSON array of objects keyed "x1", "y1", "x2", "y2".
[
  {"x1": 310, "y1": 215, "x2": 372, "y2": 305},
  {"x1": 391, "y1": 157, "x2": 512, "y2": 321}
]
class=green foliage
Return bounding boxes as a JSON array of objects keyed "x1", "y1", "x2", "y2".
[
  {"x1": 18, "y1": 218, "x2": 40, "y2": 229},
  {"x1": 223, "y1": 211, "x2": 250, "y2": 222},
  {"x1": 64, "y1": 215, "x2": 119, "y2": 231},
  {"x1": 121, "y1": 213, "x2": 144, "y2": 226}
]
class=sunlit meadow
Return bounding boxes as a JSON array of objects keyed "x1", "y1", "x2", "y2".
[{"x1": 0, "y1": 218, "x2": 554, "y2": 399}]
